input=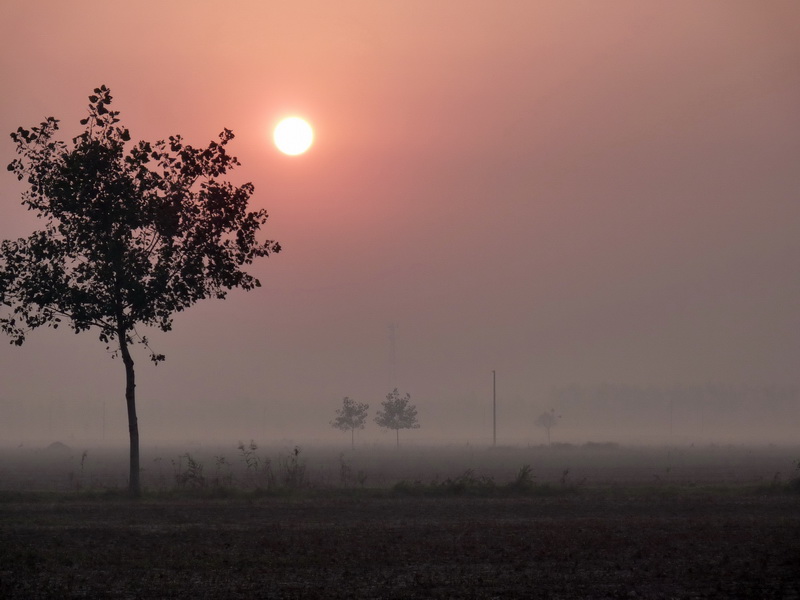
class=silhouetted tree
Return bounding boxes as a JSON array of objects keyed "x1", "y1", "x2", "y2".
[
  {"x1": 330, "y1": 396, "x2": 369, "y2": 449},
  {"x1": 0, "y1": 86, "x2": 280, "y2": 496},
  {"x1": 535, "y1": 408, "x2": 560, "y2": 445},
  {"x1": 375, "y1": 388, "x2": 419, "y2": 448}
]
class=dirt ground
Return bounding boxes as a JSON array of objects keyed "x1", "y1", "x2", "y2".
[{"x1": 1, "y1": 491, "x2": 798, "y2": 599}]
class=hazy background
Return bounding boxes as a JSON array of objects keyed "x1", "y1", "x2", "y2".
[{"x1": 1, "y1": 1, "x2": 798, "y2": 447}]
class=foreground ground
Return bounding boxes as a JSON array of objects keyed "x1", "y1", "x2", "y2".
[{"x1": 1, "y1": 489, "x2": 799, "y2": 599}]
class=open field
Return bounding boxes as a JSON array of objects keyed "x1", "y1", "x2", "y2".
[
  {"x1": 1, "y1": 444, "x2": 799, "y2": 598},
  {"x1": 2, "y1": 491, "x2": 799, "y2": 598}
]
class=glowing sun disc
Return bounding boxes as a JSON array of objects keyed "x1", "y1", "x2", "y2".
[{"x1": 273, "y1": 117, "x2": 314, "y2": 155}]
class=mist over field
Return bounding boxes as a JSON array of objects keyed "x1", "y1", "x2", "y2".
[
  {"x1": 2, "y1": 3, "x2": 799, "y2": 458},
  {"x1": 1, "y1": 381, "x2": 797, "y2": 448}
]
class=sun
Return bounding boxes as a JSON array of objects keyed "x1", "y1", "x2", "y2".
[{"x1": 273, "y1": 117, "x2": 314, "y2": 155}]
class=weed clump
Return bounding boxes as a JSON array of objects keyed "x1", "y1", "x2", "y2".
[
  {"x1": 237, "y1": 440, "x2": 276, "y2": 490},
  {"x1": 173, "y1": 453, "x2": 205, "y2": 489},
  {"x1": 504, "y1": 464, "x2": 534, "y2": 492},
  {"x1": 339, "y1": 453, "x2": 367, "y2": 488},
  {"x1": 391, "y1": 464, "x2": 566, "y2": 497},
  {"x1": 439, "y1": 469, "x2": 497, "y2": 496},
  {"x1": 788, "y1": 460, "x2": 800, "y2": 493},
  {"x1": 278, "y1": 446, "x2": 306, "y2": 489}
]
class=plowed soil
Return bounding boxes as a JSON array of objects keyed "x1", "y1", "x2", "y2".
[{"x1": 2, "y1": 492, "x2": 798, "y2": 599}]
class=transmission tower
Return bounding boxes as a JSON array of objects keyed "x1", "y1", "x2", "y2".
[{"x1": 388, "y1": 322, "x2": 397, "y2": 389}]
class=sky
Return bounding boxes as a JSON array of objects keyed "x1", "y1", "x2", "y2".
[{"x1": 1, "y1": 1, "x2": 799, "y2": 447}]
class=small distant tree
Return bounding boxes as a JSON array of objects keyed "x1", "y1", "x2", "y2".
[
  {"x1": 535, "y1": 408, "x2": 560, "y2": 445},
  {"x1": 0, "y1": 86, "x2": 280, "y2": 496},
  {"x1": 330, "y1": 396, "x2": 369, "y2": 449},
  {"x1": 375, "y1": 388, "x2": 419, "y2": 448}
]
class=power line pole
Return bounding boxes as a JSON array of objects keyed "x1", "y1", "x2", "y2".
[{"x1": 492, "y1": 370, "x2": 496, "y2": 447}]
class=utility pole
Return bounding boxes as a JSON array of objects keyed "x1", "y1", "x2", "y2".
[{"x1": 492, "y1": 370, "x2": 496, "y2": 447}]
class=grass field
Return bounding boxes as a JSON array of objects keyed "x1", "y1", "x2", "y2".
[{"x1": 1, "y1": 443, "x2": 799, "y2": 598}]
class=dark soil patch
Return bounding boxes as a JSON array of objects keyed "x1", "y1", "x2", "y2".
[{"x1": 1, "y1": 492, "x2": 798, "y2": 598}]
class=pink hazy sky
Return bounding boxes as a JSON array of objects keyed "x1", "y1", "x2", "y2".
[{"x1": 1, "y1": 1, "x2": 799, "y2": 444}]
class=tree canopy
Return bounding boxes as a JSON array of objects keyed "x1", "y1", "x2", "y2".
[
  {"x1": 375, "y1": 388, "x2": 419, "y2": 448},
  {"x1": 1, "y1": 86, "x2": 279, "y2": 349},
  {"x1": 534, "y1": 409, "x2": 560, "y2": 445},
  {"x1": 0, "y1": 86, "x2": 280, "y2": 495},
  {"x1": 330, "y1": 397, "x2": 370, "y2": 449}
]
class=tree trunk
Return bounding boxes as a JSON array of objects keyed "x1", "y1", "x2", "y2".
[
  {"x1": 118, "y1": 329, "x2": 140, "y2": 497},
  {"x1": 351, "y1": 427, "x2": 355, "y2": 450},
  {"x1": 396, "y1": 428, "x2": 399, "y2": 449}
]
